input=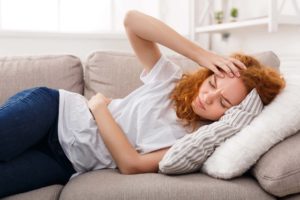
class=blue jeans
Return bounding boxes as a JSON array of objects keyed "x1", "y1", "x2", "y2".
[{"x1": 0, "y1": 87, "x2": 76, "y2": 198}]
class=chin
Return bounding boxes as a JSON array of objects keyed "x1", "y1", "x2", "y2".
[
  {"x1": 195, "y1": 113, "x2": 211, "y2": 122},
  {"x1": 199, "y1": 114, "x2": 219, "y2": 122},
  {"x1": 201, "y1": 116, "x2": 215, "y2": 122}
]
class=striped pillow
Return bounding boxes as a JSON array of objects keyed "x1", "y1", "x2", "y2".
[{"x1": 158, "y1": 89, "x2": 263, "y2": 174}]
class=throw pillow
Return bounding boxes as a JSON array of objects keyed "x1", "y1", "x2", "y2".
[
  {"x1": 158, "y1": 89, "x2": 263, "y2": 174},
  {"x1": 201, "y1": 73, "x2": 300, "y2": 179}
]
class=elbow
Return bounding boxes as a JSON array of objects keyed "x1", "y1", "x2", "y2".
[
  {"x1": 123, "y1": 10, "x2": 140, "y2": 28},
  {"x1": 118, "y1": 156, "x2": 142, "y2": 175},
  {"x1": 119, "y1": 168, "x2": 134, "y2": 175},
  {"x1": 119, "y1": 164, "x2": 139, "y2": 175}
]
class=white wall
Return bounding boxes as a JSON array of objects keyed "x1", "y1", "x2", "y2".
[
  {"x1": 0, "y1": 33, "x2": 179, "y2": 61},
  {"x1": 0, "y1": 34, "x2": 132, "y2": 61}
]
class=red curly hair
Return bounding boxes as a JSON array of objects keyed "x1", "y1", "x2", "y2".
[{"x1": 170, "y1": 53, "x2": 286, "y2": 131}]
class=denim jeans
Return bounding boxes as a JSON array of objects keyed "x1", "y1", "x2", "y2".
[{"x1": 0, "y1": 87, "x2": 76, "y2": 198}]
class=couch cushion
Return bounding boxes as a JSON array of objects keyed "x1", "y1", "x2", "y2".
[
  {"x1": 252, "y1": 130, "x2": 300, "y2": 197},
  {"x1": 251, "y1": 51, "x2": 280, "y2": 71},
  {"x1": 84, "y1": 51, "x2": 199, "y2": 100},
  {"x1": 84, "y1": 51, "x2": 279, "y2": 100},
  {"x1": 1, "y1": 185, "x2": 63, "y2": 200},
  {"x1": 0, "y1": 55, "x2": 84, "y2": 105},
  {"x1": 281, "y1": 193, "x2": 300, "y2": 200},
  {"x1": 59, "y1": 169, "x2": 274, "y2": 200}
]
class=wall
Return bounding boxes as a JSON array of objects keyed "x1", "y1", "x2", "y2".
[
  {"x1": 0, "y1": 32, "x2": 179, "y2": 62},
  {"x1": 0, "y1": 34, "x2": 124, "y2": 60}
]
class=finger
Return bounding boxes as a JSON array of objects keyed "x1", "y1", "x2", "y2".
[
  {"x1": 229, "y1": 58, "x2": 247, "y2": 69},
  {"x1": 224, "y1": 60, "x2": 240, "y2": 77},
  {"x1": 210, "y1": 65, "x2": 224, "y2": 78},
  {"x1": 215, "y1": 62, "x2": 234, "y2": 78}
]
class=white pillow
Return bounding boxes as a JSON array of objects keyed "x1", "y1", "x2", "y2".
[
  {"x1": 158, "y1": 89, "x2": 263, "y2": 174},
  {"x1": 201, "y1": 73, "x2": 300, "y2": 179}
]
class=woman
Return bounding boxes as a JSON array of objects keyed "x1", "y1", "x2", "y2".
[{"x1": 0, "y1": 10, "x2": 285, "y2": 197}]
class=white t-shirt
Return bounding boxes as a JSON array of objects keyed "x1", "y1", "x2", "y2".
[{"x1": 57, "y1": 55, "x2": 188, "y2": 178}]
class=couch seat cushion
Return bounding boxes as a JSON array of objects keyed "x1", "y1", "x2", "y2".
[
  {"x1": 281, "y1": 193, "x2": 300, "y2": 200},
  {"x1": 1, "y1": 185, "x2": 63, "y2": 200},
  {"x1": 60, "y1": 169, "x2": 274, "y2": 200}
]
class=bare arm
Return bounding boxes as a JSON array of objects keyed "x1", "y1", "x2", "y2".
[
  {"x1": 124, "y1": 10, "x2": 246, "y2": 77},
  {"x1": 124, "y1": 12, "x2": 161, "y2": 74},
  {"x1": 88, "y1": 93, "x2": 169, "y2": 174}
]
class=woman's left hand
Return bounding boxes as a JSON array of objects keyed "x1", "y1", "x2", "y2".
[{"x1": 88, "y1": 93, "x2": 112, "y2": 113}]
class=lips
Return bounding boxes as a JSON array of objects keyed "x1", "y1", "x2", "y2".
[{"x1": 196, "y1": 96, "x2": 205, "y2": 110}]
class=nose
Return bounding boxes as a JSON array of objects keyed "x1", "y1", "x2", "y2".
[{"x1": 204, "y1": 89, "x2": 221, "y2": 104}]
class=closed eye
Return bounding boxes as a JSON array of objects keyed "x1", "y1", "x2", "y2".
[
  {"x1": 209, "y1": 76, "x2": 228, "y2": 109},
  {"x1": 220, "y1": 99, "x2": 227, "y2": 108},
  {"x1": 209, "y1": 80, "x2": 215, "y2": 88}
]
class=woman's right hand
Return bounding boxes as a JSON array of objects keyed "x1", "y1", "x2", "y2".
[
  {"x1": 196, "y1": 50, "x2": 247, "y2": 78},
  {"x1": 88, "y1": 93, "x2": 112, "y2": 113}
]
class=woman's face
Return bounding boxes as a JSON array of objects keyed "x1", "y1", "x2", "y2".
[{"x1": 191, "y1": 72, "x2": 248, "y2": 121}]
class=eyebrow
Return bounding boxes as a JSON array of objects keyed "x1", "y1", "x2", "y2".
[{"x1": 214, "y1": 75, "x2": 233, "y2": 106}]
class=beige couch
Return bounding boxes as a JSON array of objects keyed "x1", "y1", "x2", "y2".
[{"x1": 1, "y1": 51, "x2": 300, "y2": 200}]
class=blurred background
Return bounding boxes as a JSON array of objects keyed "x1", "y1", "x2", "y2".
[{"x1": 0, "y1": 0, "x2": 299, "y2": 69}]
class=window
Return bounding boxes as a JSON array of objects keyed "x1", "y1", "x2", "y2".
[
  {"x1": 1, "y1": 0, "x2": 59, "y2": 32},
  {"x1": 0, "y1": 0, "x2": 160, "y2": 33}
]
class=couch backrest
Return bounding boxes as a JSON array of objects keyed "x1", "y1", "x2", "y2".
[
  {"x1": 0, "y1": 55, "x2": 84, "y2": 105},
  {"x1": 84, "y1": 51, "x2": 201, "y2": 100},
  {"x1": 84, "y1": 51, "x2": 280, "y2": 100},
  {"x1": 0, "y1": 51, "x2": 280, "y2": 105}
]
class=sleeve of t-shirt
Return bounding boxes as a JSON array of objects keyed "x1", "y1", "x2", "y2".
[{"x1": 139, "y1": 55, "x2": 183, "y2": 84}]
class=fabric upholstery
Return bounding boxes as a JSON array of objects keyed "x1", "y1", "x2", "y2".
[
  {"x1": 252, "y1": 51, "x2": 280, "y2": 71},
  {"x1": 84, "y1": 51, "x2": 279, "y2": 100},
  {"x1": 252, "y1": 130, "x2": 300, "y2": 197},
  {"x1": 84, "y1": 51, "x2": 199, "y2": 100},
  {"x1": 59, "y1": 169, "x2": 275, "y2": 200},
  {"x1": 251, "y1": 51, "x2": 280, "y2": 71},
  {"x1": 281, "y1": 193, "x2": 300, "y2": 200},
  {"x1": 1, "y1": 185, "x2": 63, "y2": 200},
  {"x1": 0, "y1": 55, "x2": 84, "y2": 105}
]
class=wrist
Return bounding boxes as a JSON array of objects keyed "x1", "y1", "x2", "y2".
[
  {"x1": 89, "y1": 104, "x2": 108, "y2": 118},
  {"x1": 190, "y1": 46, "x2": 207, "y2": 65}
]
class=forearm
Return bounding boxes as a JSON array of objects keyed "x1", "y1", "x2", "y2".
[
  {"x1": 92, "y1": 106, "x2": 139, "y2": 174},
  {"x1": 124, "y1": 10, "x2": 206, "y2": 63}
]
